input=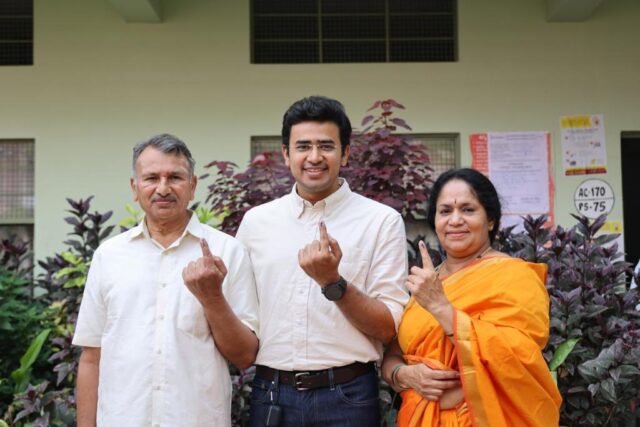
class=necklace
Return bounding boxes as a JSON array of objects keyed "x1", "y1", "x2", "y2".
[
  {"x1": 436, "y1": 245, "x2": 493, "y2": 276},
  {"x1": 476, "y1": 245, "x2": 493, "y2": 259}
]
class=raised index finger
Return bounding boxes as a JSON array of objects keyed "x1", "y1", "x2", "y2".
[
  {"x1": 419, "y1": 240, "x2": 435, "y2": 271},
  {"x1": 319, "y1": 221, "x2": 330, "y2": 251},
  {"x1": 200, "y1": 238, "x2": 213, "y2": 258}
]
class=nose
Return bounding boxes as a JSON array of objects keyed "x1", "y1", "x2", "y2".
[
  {"x1": 448, "y1": 210, "x2": 464, "y2": 225},
  {"x1": 156, "y1": 177, "x2": 171, "y2": 196},
  {"x1": 307, "y1": 145, "x2": 322, "y2": 163}
]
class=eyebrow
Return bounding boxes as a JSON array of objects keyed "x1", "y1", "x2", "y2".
[
  {"x1": 294, "y1": 139, "x2": 336, "y2": 145},
  {"x1": 437, "y1": 201, "x2": 475, "y2": 208}
]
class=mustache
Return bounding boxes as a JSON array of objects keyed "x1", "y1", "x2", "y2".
[{"x1": 152, "y1": 196, "x2": 177, "y2": 203}]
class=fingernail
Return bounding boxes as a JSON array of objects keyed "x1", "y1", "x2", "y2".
[
  {"x1": 320, "y1": 221, "x2": 325, "y2": 227},
  {"x1": 419, "y1": 240, "x2": 426, "y2": 248}
]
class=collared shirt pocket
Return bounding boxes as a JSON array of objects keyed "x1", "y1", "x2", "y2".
[
  {"x1": 176, "y1": 289, "x2": 211, "y2": 339},
  {"x1": 338, "y1": 245, "x2": 369, "y2": 291}
]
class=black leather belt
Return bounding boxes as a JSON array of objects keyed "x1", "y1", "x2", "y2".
[{"x1": 255, "y1": 362, "x2": 375, "y2": 391}]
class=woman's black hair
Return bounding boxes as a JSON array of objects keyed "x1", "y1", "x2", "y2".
[{"x1": 426, "y1": 168, "x2": 501, "y2": 243}]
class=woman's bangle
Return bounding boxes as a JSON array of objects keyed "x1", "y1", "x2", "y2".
[{"x1": 390, "y1": 363, "x2": 405, "y2": 388}]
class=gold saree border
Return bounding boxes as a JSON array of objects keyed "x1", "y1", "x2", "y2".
[{"x1": 455, "y1": 309, "x2": 490, "y2": 427}]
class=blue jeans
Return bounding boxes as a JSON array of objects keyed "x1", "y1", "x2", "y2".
[{"x1": 248, "y1": 369, "x2": 380, "y2": 427}]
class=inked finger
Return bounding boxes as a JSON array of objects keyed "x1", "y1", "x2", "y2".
[
  {"x1": 319, "y1": 221, "x2": 330, "y2": 248},
  {"x1": 419, "y1": 240, "x2": 435, "y2": 270},
  {"x1": 201, "y1": 238, "x2": 213, "y2": 258}
]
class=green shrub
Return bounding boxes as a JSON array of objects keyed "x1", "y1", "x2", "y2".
[{"x1": 0, "y1": 266, "x2": 49, "y2": 417}]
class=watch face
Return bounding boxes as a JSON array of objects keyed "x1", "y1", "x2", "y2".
[
  {"x1": 324, "y1": 285, "x2": 343, "y2": 301},
  {"x1": 323, "y1": 278, "x2": 346, "y2": 301}
]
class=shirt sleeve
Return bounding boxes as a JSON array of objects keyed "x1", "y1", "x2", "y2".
[
  {"x1": 366, "y1": 212, "x2": 410, "y2": 331},
  {"x1": 222, "y1": 240, "x2": 259, "y2": 335},
  {"x1": 72, "y1": 248, "x2": 107, "y2": 347}
]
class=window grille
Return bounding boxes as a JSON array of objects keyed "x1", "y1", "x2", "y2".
[
  {"x1": 0, "y1": 0, "x2": 33, "y2": 65},
  {"x1": 0, "y1": 140, "x2": 34, "y2": 250},
  {"x1": 251, "y1": 0, "x2": 456, "y2": 63}
]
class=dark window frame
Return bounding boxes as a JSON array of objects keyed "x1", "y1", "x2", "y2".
[
  {"x1": 0, "y1": 0, "x2": 34, "y2": 66},
  {"x1": 250, "y1": 0, "x2": 457, "y2": 64}
]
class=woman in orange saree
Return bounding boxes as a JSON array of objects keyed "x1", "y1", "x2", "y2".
[{"x1": 382, "y1": 169, "x2": 561, "y2": 427}]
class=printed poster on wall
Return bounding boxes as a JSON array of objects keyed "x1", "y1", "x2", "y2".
[
  {"x1": 470, "y1": 132, "x2": 554, "y2": 230},
  {"x1": 561, "y1": 114, "x2": 607, "y2": 175}
]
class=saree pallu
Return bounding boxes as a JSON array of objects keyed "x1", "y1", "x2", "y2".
[{"x1": 397, "y1": 257, "x2": 561, "y2": 427}]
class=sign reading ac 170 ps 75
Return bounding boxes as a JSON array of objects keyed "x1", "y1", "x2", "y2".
[{"x1": 574, "y1": 179, "x2": 614, "y2": 219}]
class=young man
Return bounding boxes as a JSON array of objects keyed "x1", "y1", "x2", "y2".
[
  {"x1": 237, "y1": 96, "x2": 409, "y2": 426},
  {"x1": 73, "y1": 134, "x2": 259, "y2": 426}
]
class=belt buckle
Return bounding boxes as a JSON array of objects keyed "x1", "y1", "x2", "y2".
[{"x1": 294, "y1": 372, "x2": 311, "y2": 391}]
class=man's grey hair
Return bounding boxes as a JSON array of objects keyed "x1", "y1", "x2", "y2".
[{"x1": 132, "y1": 133, "x2": 196, "y2": 177}]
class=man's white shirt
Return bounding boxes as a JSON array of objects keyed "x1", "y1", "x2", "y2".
[
  {"x1": 236, "y1": 180, "x2": 409, "y2": 371},
  {"x1": 73, "y1": 213, "x2": 258, "y2": 427}
]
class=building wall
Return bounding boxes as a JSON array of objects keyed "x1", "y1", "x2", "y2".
[{"x1": 1, "y1": 0, "x2": 639, "y2": 259}]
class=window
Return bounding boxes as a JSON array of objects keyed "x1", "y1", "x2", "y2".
[
  {"x1": 251, "y1": 0, "x2": 457, "y2": 64},
  {"x1": 250, "y1": 133, "x2": 459, "y2": 179},
  {"x1": 0, "y1": 140, "x2": 34, "y2": 251},
  {"x1": 0, "y1": 0, "x2": 33, "y2": 66},
  {"x1": 408, "y1": 133, "x2": 459, "y2": 178}
]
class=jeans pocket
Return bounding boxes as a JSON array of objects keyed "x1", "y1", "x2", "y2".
[
  {"x1": 335, "y1": 372, "x2": 380, "y2": 407},
  {"x1": 250, "y1": 376, "x2": 276, "y2": 405}
]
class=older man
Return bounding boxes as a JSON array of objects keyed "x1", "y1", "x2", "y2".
[
  {"x1": 237, "y1": 96, "x2": 409, "y2": 426},
  {"x1": 73, "y1": 134, "x2": 258, "y2": 426}
]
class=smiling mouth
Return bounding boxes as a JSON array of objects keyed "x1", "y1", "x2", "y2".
[{"x1": 304, "y1": 167, "x2": 327, "y2": 176}]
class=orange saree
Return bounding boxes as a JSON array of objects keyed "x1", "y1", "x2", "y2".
[{"x1": 396, "y1": 257, "x2": 561, "y2": 427}]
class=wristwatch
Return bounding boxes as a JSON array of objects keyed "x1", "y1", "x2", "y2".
[{"x1": 321, "y1": 276, "x2": 348, "y2": 301}]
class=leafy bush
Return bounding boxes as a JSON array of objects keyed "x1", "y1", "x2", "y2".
[
  {"x1": 2, "y1": 197, "x2": 114, "y2": 425},
  {"x1": 0, "y1": 267, "x2": 48, "y2": 416},
  {"x1": 493, "y1": 215, "x2": 640, "y2": 426}
]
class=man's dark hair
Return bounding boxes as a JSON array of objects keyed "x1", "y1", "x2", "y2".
[
  {"x1": 427, "y1": 168, "x2": 502, "y2": 244},
  {"x1": 132, "y1": 133, "x2": 195, "y2": 177},
  {"x1": 281, "y1": 96, "x2": 352, "y2": 151}
]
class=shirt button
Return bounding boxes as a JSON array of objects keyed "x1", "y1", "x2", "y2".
[
  {"x1": 154, "y1": 385, "x2": 161, "y2": 390},
  {"x1": 161, "y1": 282, "x2": 167, "y2": 288},
  {"x1": 156, "y1": 349, "x2": 162, "y2": 355},
  {"x1": 158, "y1": 314, "x2": 164, "y2": 320}
]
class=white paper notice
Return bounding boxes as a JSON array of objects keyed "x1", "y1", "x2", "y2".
[
  {"x1": 561, "y1": 114, "x2": 607, "y2": 175},
  {"x1": 488, "y1": 132, "x2": 550, "y2": 228}
]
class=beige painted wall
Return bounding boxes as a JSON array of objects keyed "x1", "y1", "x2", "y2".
[{"x1": 0, "y1": 0, "x2": 638, "y2": 259}]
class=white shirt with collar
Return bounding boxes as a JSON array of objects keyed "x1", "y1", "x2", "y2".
[
  {"x1": 236, "y1": 180, "x2": 409, "y2": 371},
  {"x1": 73, "y1": 213, "x2": 258, "y2": 427}
]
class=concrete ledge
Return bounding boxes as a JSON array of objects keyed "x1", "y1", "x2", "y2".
[
  {"x1": 547, "y1": 0, "x2": 605, "y2": 22},
  {"x1": 108, "y1": 0, "x2": 162, "y2": 23}
]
